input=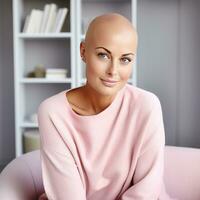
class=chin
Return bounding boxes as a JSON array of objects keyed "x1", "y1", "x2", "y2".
[
  {"x1": 98, "y1": 84, "x2": 124, "y2": 97},
  {"x1": 86, "y1": 79, "x2": 126, "y2": 96}
]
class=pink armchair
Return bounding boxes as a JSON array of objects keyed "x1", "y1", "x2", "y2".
[{"x1": 0, "y1": 146, "x2": 200, "y2": 200}]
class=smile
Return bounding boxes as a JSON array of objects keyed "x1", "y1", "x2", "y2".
[{"x1": 100, "y1": 79, "x2": 119, "y2": 87}]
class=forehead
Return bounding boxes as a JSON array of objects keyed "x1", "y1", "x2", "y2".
[{"x1": 90, "y1": 30, "x2": 137, "y2": 53}]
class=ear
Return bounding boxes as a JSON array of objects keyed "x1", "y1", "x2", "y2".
[{"x1": 80, "y1": 41, "x2": 86, "y2": 63}]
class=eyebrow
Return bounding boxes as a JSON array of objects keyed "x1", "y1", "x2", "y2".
[{"x1": 95, "y1": 47, "x2": 135, "y2": 56}]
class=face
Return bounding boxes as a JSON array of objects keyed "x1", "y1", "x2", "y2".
[{"x1": 80, "y1": 26, "x2": 137, "y2": 97}]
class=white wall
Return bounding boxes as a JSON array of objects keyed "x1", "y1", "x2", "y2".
[
  {"x1": 137, "y1": 0, "x2": 200, "y2": 147},
  {"x1": 137, "y1": 0, "x2": 179, "y2": 146},
  {"x1": 178, "y1": 0, "x2": 200, "y2": 147}
]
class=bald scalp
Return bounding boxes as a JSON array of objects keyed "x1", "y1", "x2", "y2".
[{"x1": 84, "y1": 13, "x2": 138, "y2": 47}]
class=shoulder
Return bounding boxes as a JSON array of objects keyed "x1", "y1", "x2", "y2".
[
  {"x1": 124, "y1": 84, "x2": 162, "y2": 113},
  {"x1": 37, "y1": 90, "x2": 66, "y2": 116}
]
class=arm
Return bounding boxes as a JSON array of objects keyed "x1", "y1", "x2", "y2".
[
  {"x1": 120, "y1": 96, "x2": 165, "y2": 200},
  {"x1": 38, "y1": 102, "x2": 87, "y2": 200}
]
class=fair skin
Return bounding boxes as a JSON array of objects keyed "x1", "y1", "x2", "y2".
[
  {"x1": 39, "y1": 13, "x2": 138, "y2": 200},
  {"x1": 66, "y1": 13, "x2": 138, "y2": 115}
]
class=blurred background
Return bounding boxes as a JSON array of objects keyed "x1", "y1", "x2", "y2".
[{"x1": 0, "y1": 0, "x2": 200, "y2": 172}]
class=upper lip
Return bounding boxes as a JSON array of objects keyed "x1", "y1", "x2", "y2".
[{"x1": 101, "y1": 79, "x2": 119, "y2": 83}]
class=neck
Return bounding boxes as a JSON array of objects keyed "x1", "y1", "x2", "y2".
[{"x1": 82, "y1": 83, "x2": 116, "y2": 114}]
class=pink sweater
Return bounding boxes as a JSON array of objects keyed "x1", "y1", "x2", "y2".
[{"x1": 38, "y1": 83, "x2": 166, "y2": 200}]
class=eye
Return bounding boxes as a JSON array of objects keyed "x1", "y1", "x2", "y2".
[
  {"x1": 97, "y1": 52, "x2": 109, "y2": 59},
  {"x1": 121, "y1": 57, "x2": 132, "y2": 64}
]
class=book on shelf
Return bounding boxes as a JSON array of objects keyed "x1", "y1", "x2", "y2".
[
  {"x1": 44, "y1": 3, "x2": 57, "y2": 33},
  {"x1": 39, "y1": 4, "x2": 50, "y2": 32},
  {"x1": 23, "y1": 15, "x2": 30, "y2": 33},
  {"x1": 23, "y1": 9, "x2": 43, "y2": 33},
  {"x1": 22, "y1": 3, "x2": 68, "y2": 33},
  {"x1": 53, "y1": 8, "x2": 68, "y2": 33},
  {"x1": 46, "y1": 68, "x2": 68, "y2": 79}
]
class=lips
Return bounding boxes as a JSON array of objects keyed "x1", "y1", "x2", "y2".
[
  {"x1": 100, "y1": 78, "x2": 119, "y2": 87},
  {"x1": 101, "y1": 79, "x2": 118, "y2": 83}
]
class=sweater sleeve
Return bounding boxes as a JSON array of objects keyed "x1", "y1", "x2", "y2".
[
  {"x1": 120, "y1": 95, "x2": 165, "y2": 200},
  {"x1": 37, "y1": 101, "x2": 87, "y2": 200}
]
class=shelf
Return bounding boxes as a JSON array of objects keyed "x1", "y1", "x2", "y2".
[
  {"x1": 21, "y1": 121, "x2": 38, "y2": 128},
  {"x1": 81, "y1": 34, "x2": 85, "y2": 40},
  {"x1": 20, "y1": 78, "x2": 72, "y2": 83},
  {"x1": 128, "y1": 79, "x2": 133, "y2": 83},
  {"x1": 81, "y1": 78, "x2": 86, "y2": 84},
  {"x1": 18, "y1": 32, "x2": 72, "y2": 39}
]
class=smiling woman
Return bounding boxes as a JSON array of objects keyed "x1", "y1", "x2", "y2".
[
  {"x1": 78, "y1": 14, "x2": 138, "y2": 105},
  {"x1": 38, "y1": 13, "x2": 173, "y2": 200}
]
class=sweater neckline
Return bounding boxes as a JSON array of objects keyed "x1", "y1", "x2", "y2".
[{"x1": 62, "y1": 85, "x2": 126, "y2": 120}]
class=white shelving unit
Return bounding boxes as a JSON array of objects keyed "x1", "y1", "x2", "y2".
[{"x1": 13, "y1": 0, "x2": 137, "y2": 157}]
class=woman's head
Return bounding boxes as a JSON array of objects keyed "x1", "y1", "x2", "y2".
[{"x1": 80, "y1": 13, "x2": 138, "y2": 96}]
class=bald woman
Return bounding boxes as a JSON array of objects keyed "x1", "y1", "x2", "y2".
[{"x1": 38, "y1": 13, "x2": 172, "y2": 200}]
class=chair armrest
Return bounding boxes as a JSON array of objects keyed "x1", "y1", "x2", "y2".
[
  {"x1": 0, "y1": 150, "x2": 44, "y2": 200},
  {"x1": 164, "y1": 145, "x2": 200, "y2": 199}
]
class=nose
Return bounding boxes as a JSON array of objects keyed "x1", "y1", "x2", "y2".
[{"x1": 106, "y1": 60, "x2": 118, "y2": 76}]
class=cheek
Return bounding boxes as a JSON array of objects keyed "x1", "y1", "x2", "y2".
[
  {"x1": 119, "y1": 66, "x2": 132, "y2": 80},
  {"x1": 86, "y1": 57, "x2": 106, "y2": 76}
]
